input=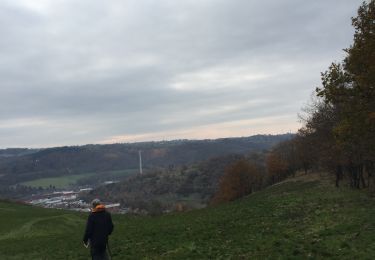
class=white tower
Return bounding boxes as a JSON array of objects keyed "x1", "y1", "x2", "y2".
[{"x1": 139, "y1": 150, "x2": 143, "y2": 174}]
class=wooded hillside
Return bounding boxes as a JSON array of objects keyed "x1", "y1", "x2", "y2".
[{"x1": 0, "y1": 134, "x2": 292, "y2": 186}]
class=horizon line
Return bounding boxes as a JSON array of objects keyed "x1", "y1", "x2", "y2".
[{"x1": 0, "y1": 132, "x2": 295, "y2": 150}]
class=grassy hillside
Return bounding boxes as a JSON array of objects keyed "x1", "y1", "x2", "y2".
[{"x1": 1, "y1": 173, "x2": 375, "y2": 259}]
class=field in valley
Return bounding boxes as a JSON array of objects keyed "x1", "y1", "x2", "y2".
[{"x1": 19, "y1": 169, "x2": 138, "y2": 189}]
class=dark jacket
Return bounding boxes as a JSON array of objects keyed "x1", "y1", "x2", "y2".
[{"x1": 83, "y1": 207, "x2": 114, "y2": 250}]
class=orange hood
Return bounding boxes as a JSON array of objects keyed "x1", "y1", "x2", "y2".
[{"x1": 92, "y1": 204, "x2": 106, "y2": 212}]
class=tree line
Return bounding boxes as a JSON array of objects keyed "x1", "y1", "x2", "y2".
[
  {"x1": 295, "y1": 1, "x2": 375, "y2": 189},
  {"x1": 212, "y1": 1, "x2": 375, "y2": 204}
]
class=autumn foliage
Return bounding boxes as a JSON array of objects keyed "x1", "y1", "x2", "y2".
[
  {"x1": 266, "y1": 152, "x2": 289, "y2": 185},
  {"x1": 292, "y1": 1, "x2": 375, "y2": 189},
  {"x1": 212, "y1": 159, "x2": 262, "y2": 204}
]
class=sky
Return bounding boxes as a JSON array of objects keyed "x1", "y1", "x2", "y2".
[{"x1": 0, "y1": 0, "x2": 365, "y2": 148}]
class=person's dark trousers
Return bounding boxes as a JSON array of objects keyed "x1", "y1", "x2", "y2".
[{"x1": 90, "y1": 247, "x2": 109, "y2": 260}]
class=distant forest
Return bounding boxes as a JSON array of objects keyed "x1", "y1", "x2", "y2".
[{"x1": 0, "y1": 134, "x2": 292, "y2": 186}]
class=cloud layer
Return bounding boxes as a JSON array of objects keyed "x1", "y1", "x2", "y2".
[{"x1": 0, "y1": 0, "x2": 364, "y2": 147}]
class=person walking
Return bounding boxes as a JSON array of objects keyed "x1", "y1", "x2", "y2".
[{"x1": 83, "y1": 199, "x2": 114, "y2": 260}]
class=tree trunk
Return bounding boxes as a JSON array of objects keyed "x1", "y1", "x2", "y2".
[
  {"x1": 335, "y1": 165, "x2": 343, "y2": 188},
  {"x1": 359, "y1": 164, "x2": 366, "y2": 189},
  {"x1": 366, "y1": 161, "x2": 375, "y2": 192}
]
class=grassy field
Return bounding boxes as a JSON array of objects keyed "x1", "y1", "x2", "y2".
[
  {"x1": 20, "y1": 173, "x2": 95, "y2": 189},
  {"x1": 1, "y1": 172, "x2": 375, "y2": 259},
  {"x1": 19, "y1": 169, "x2": 138, "y2": 189}
]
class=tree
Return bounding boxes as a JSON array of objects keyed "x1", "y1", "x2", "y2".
[
  {"x1": 266, "y1": 152, "x2": 289, "y2": 185},
  {"x1": 211, "y1": 159, "x2": 262, "y2": 204},
  {"x1": 299, "y1": 0, "x2": 375, "y2": 188}
]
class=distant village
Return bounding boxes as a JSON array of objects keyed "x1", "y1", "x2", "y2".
[
  {"x1": 25, "y1": 182, "x2": 130, "y2": 214},
  {"x1": 24, "y1": 151, "x2": 149, "y2": 214}
]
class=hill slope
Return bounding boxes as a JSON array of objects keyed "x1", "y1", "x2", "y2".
[
  {"x1": 0, "y1": 134, "x2": 292, "y2": 185},
  {"x1": 1, "y1": 173, "x2": 374, "y2": 259}
]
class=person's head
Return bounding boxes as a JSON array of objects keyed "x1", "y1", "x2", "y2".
[{"x1": 91, "y1": 198, "x2": 101, "y2": 209}]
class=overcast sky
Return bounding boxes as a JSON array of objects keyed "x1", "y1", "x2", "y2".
[{"x1": 0, "y1": 0, "x2": 364, "y2": 148}]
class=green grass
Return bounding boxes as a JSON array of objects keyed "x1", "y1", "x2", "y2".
[
  {"x1": 2, "y1": 172, "x2": 375, "y2": 259},
  {"x1": 19, "y1": 169, "x2": 138, "y2": 189},
  {"x1": 20, "y1": 174, "x2": 95, "y2": 189}
]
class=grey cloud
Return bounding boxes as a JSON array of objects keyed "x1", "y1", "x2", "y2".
[{"x1": 0, "y1": 0, "x2": 364, "y2": 147}]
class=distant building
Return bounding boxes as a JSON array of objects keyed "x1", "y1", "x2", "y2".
[
  {"x1": 79, "y1": 188, "x2": 93, "y2": 192},
  {"x1": 103, "y1": 181, "x2": 119, "y2": 185}
]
